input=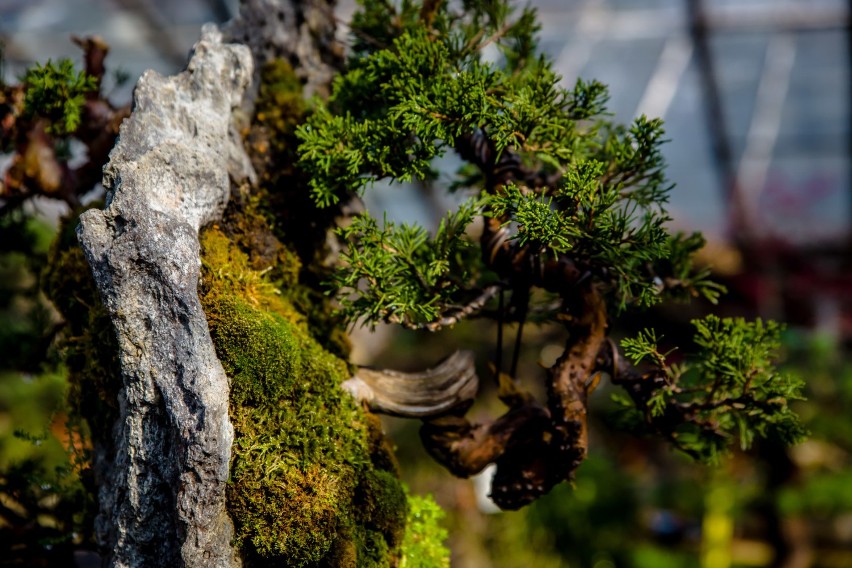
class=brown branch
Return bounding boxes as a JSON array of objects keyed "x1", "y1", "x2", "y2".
[
  {"x1": 419, "y1": 400, "x2": 550, "y2": 478},
  {"x1": 419, "y1": 0, "x2": 444, "y2": 30},
  {"x1": 72, "y1": 35, "x2": 109, "y2": 92},
  {"x1": 476, "y1": 20, "x2": 516, "y2": 52},
  {"x1": 544, "y1": 284, "x2": 607, "y2": 482},
  {"x1": 399, "y1": 284, "x2": 502, "y2": 331}
]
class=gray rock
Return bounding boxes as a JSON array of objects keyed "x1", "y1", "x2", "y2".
[
  {"x1": 224, "y1": 0, "x2": 343, "y2": 98},
  {"x1": 77, "y1": 25, "x2": 252, "y2": 568}
]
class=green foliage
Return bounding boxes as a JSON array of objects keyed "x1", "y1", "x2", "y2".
[
  {"x1": 298, "y1": 0, "x2": 719, "y2": 322},
  {"x1": 557, "y1": 155, "x2": 669, "y2": 309},
  {"x1": 618, "y1": 316, "x2": 807, "y2": 462},
  {"x1": 298, "y1": 26, "x2": 608, "y2": 203},
  {"x1": 487, "y1": 183, "x2": 576, "y2": 256},
  {"x1": 334, "y1": 199, "x2": 481, "y2": 328},
  {"x1": 656, "y1": 231, "x2": 726, "y2": 304},
  {"x1": 22, "y1": 59, "x2": 96, "y2": 135},
  {"x1": 399, "y1": 492, "x2": 450, "y2": 568}
]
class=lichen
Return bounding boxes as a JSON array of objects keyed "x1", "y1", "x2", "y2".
[{"x1": 199, "y1": 226, "x2": 410, "y2": 566}]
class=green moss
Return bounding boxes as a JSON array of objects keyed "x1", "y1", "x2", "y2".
[
  {"x1": 242, "y1": 59, "x2": 351, "y2": 360},
  {"x1": 356, "y1": 469, "x2": 408, "y2": 548},
  {"x1": 199, "y1": 227, "x2": 408, "y2": 567},
  {"x1": 253, "y1": 59, "x2": 305, "y2": 163},
  {"x1": 352, "y1": 527, "x2": 390, "y2": 568}
]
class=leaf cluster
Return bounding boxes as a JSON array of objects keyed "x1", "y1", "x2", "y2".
[
  {"x1": 298, "y1": 0, "x2": 695, "y2": 318},
  {"x1": 22, "y1": 59, "x2": 96, "y2": 136},
  {"x1": 487, "y1": 182, "x2": 576, "y2": 255},
  {"x1": 617, "y1": 316, "x2": 807, "y2": 462},
  {"x1": 333, "y1": 199, "x2": 481, "y2": 328},
  {"x1": 297, "y1": 5, "x2": 608, "y2": 206}
]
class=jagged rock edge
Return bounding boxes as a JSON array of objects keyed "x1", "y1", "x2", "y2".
[{"x1": 77, "y1": 25, "x2": 252, "y2": 568}]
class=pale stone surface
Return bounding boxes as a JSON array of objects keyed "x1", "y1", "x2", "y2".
[
  {"x1": 77, "y1": 25, "x2": 252, "y2": 567},
  {"x1": 224, "y1": 0, "x2": 343, "y2": 97}
]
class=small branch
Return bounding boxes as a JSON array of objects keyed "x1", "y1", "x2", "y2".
[
  {"x1": 419, "y1": 399, "x2": 550, "y2": 477},
  {"x1": 509, "y1": 286, "x2": 530, "y2": 378},
  {"x1": 399, "y1": 284, "x2": 502, "y2": 331},
  {"x1": 496, "y1": 286, "x2": 504, "y2": 382},
  {"x1": 476, "y1": 20, "x2": 515, "y2": 52},
  {"x1": 419, "y1": 0, "x2": 444, "y2": 29}
]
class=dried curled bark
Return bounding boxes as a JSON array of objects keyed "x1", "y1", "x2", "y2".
[
  {"x1": 343, "y1": 350, "x2": 479, "y2": 417},
  {"x1": 77, "y1": 26, "x2": 252, "y2": 567}
]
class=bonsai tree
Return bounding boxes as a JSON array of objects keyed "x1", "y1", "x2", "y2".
[
  {"x1": 0, "y1": 0, "x2": 806, "y2": 565},
  {"x1": 295, "y1": 0, "x2": 806, "y2": 509}
]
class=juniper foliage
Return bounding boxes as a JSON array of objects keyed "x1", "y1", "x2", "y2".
[
  {"x1": 22, "y1": 59, "x2": 96, "y2": 136},
  {"x1": 298, "y1": 0, "x2": 804, "y2": 473},
  {"x1": 618, "y1": 317, "x2": 807, "y2": 462}
]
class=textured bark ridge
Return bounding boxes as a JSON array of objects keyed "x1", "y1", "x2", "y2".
[{"x1": 77, "y1": 26, "x2": 252, "y2": 567}]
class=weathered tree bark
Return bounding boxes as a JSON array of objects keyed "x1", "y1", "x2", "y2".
[{"x1": 77, "y1": 26, "x2": 253, "y2": 567}]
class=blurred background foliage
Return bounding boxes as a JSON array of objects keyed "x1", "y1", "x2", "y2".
[{"x1": 0, "y1": 210, "x2": 93, "y2": 565}]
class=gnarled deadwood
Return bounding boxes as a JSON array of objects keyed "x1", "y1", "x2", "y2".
[
  {"x1": 343, "y1": 350, "x2": 479, "y2": 418},
  {"x1": 414, "y1": 286, "x2": 608, "y2": 510},
  {"x1": 419, "y1": 402, "x2": 550, "y2": 479}
]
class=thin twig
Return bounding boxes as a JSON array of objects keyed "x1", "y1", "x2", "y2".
[
  {"x1": 510, "y1": 287, "x2": 530, "y2": 378},
  {"x1": 400, "y1": 284, "x2": 502, "y2": 331},
  {"x1": 477, "y1": 20, "x2": 516, "y2": 52}
]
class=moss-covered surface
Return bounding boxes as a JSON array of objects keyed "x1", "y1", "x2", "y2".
[
  {"x1": 243, "y1": 58, "x2": 352, "y2": 359},
  {"x1": 198, "y1": 54, "x2": 451, "y2": 567},
  {"x1": 200, "y1": 225, "x2": 412, "y2": 566}
]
